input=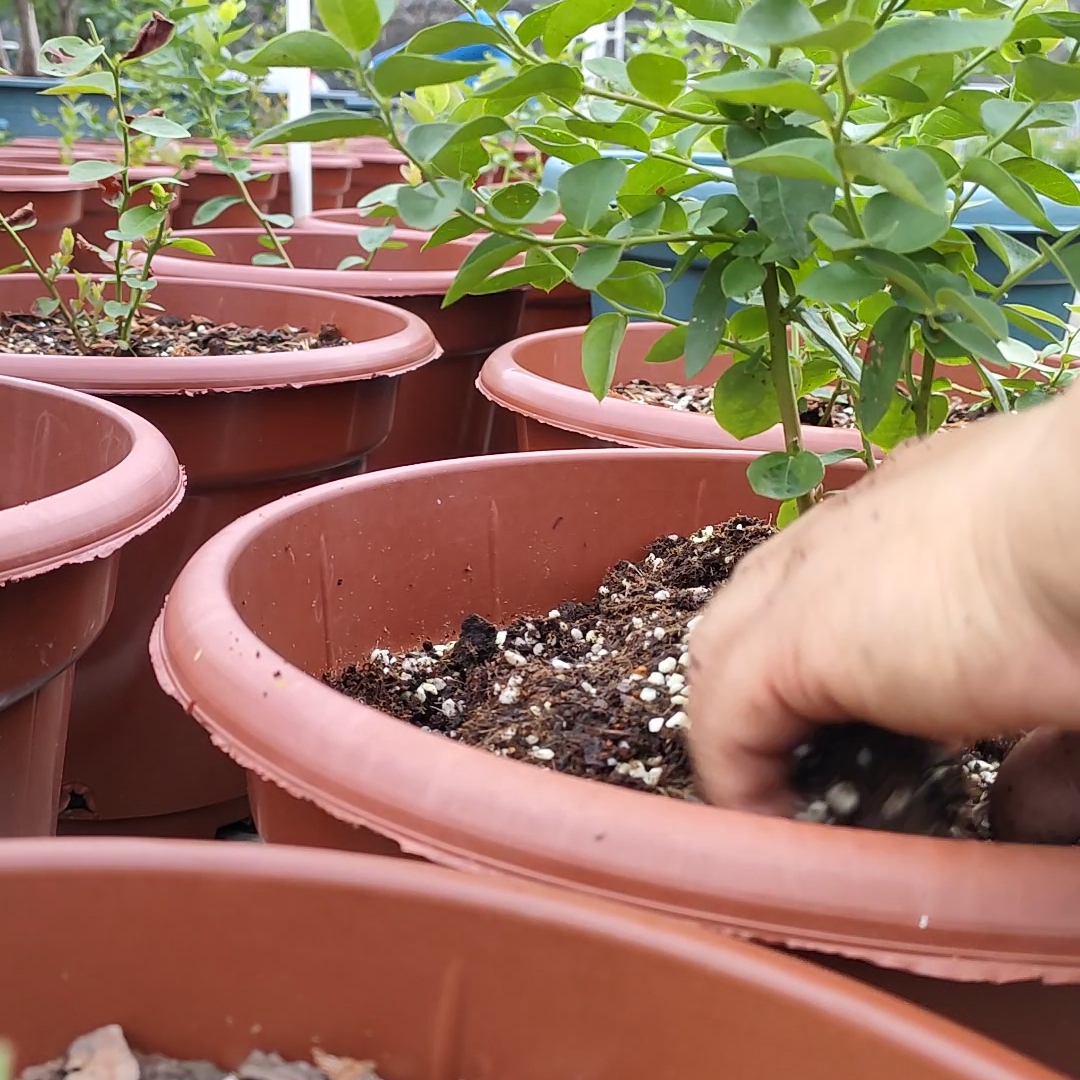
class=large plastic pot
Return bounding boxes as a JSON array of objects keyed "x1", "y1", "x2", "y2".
[
  {"x1": 479, "y1": 321, "x2": 865, "y2": 454},
  {"x1": 0, "y1": 274, "x2": 437, "y2": 838},
  {"x1": 0, "y1": 162, "x2": 93, "y2": 269},
  {"x1": 0, "y1": 838, "x2": 1059, "y2": 1080},
  {"x1": 153, "y1": 447, "x2": 1080, "y2": 1077},
  {"x1": 304, "y1": 207, "x2": 591, "y2": 336},
  {"x1": 150, "y1": 227, "x2": 527, "y2": 467},
  {"x1": 0, "y1": 376, "x2": 183, "y2": 836}
]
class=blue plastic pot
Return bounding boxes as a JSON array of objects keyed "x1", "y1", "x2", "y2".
[{"x1": 542, "y1": 153, "x2": 1080, "y2": 344}]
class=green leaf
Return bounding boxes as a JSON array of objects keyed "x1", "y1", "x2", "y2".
[
  {"x1": 247, "y1": 29, "x2": 355, "y2": 69},
  {"x1": 407, "y1": 21, "x2": 505, "y2": 53},
  {"x1": 192, "y1": 195, "x2": 243, "y2": 226},
  {"x1": 862, "y1": 193, "x2": 949, "y2": 254},
  {"x1": 316, "y1": 0, "x2": 382, "y2": 51},
  {"x1": 732, "y1": 0, "x2": 820, "y2": 47},
  {"x1": 397, "y1": 180, "x2": 466, "y2": 229},
  {"x1": 470, "y1": 263, "x2": 567, "y2": 294},
  {"x1": 728, "y1": 126, "x2": 833, "y2": 262},
  {"x1": 406, "y1": 117, "x2": 509, "y2": 161},
  {"x1": 858, "y1": 249, "x2": 933, "y2": 307},
  {"x1": 252, "y1": 252, "x2": 289, "y2": 266},
  {"x1": 686, "y1": 258, "x2": 727, "y2": 377},
  {"x1": 544, "y1": 0, "x2": 636, "y2": 55},
  {"x1": 479, "y1": 64, "x2": 583, "y2": 110},
  {"x1": 1001, "y1": 158, "x2": 1080, "y2": 207},
  {"x1": 250, "y1": 110, "x2": 384, "y2": 148},
  {"x1": 721, "y1": 257, "x2": 765, "y2": 298},
  {"x1": 935, "y1": 288, "x2": 1008, "y2": 341},
  {"x1": 68, "y1": 159, "x2": 122, "y2": 183},
  {"x1": 839, "y1": 145, "x2": 940, "y2": 212},
  {"x1": 799, "y1": 356, "x2": 840, "y2": 395},
  {"x1": 713, "y1": 359, "x2": 780, "y2": 438},
  {"x1": 626, "y1": 53, "x2": 687, "y2": 106},
  {"x1": 962, "y1": 157, "x2": 1056, "y2": 233},
  {"x1": 571, "y1": 245, "x2": 622, "y2": 289},
  {"x1": 866, "y1": 392, "x2": 917, "y2": 451},
  {"x1": 519, "y1": 124, "x2": 598, "y2": 165},
  {"x1": 938, "y1": 318, "x2": 1008, "y2": 367},
  {"x1": 373, "y1": 55, "x2": 492, "y2": 97},
  {"x1": 848, "y1": 17, "x2": 1011, "y2": 89},
  {"x1": 698, "y1": 69, "x2": 832, "y2": 121},
  {"x1": 358, "y1": 224, "x2": 396, "y2": 251},
  {"x1": 809, "y1": 213, "x2": 867, "y2": 252},
  {"x1": 163, "y1": 237, "x2": 214, "y2": 256},
  {"x1": 39, "y1": 71, "x2": 115, "y2": 96},
  {"x1": 795, "y1": 17, "x2": 873, "y2": 51},
  {"x1": 596, "y1": 262, "x2": 666, "y2": 314},
  {"x1": 728, "y1": 135, "x2": 840, "y2": 184},
  {"x1": 103, "y1": 300, "x2": 132, "y2": 319},
  {"x1": 487, "y1": 185, "x2": 560, "y2": 225},
  {"x1": 444, "y1": 233, "x2": 528, "y2": 305},
  {"x1": 1015, "y1": 55, "x2": 1080, "y2": 102},
  {"x1": 644, "y1": 325, "x2": 687, "y2": 364},
  {"x1": 747, "y1": 450, "x2": 825, "y2": 500},
  {"x1": 337, "y1": 255, "x2": 369, "y2": 271},
  {"x1": 129, "y1": 115, "x2": 190, "y2": 139},
  {"x1": 516, "y1": 4, "x2": 558, "y2": 46},
  {"x1": 115, "y1": 205, "x2": 166, "y2": 240},
  {"x1": 558, "y1": 157, "x2": 626, "y2": 231},
  {"x1": 820, "y1": 448, "x2": 862, "y2": 465},
  {"x1": 800, "y1": 261, "x2": 884, "y2": 303},
  {"x1": 565, "y1": 118, "x2": 651, "y2": 153},
  {"x1": 38, "y1": 36, "x2": 104, "y2": 77},
  {"x1": 858, "y1": 305, "x2": 912, "y2": 432},
  {"x1": 582, "y1": 312, "x2": 628, "y2": 400},
  {"x1": 776, "y1": 500, "x2": 799, "y2": 528}
]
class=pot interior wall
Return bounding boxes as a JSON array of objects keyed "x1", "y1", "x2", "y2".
[{"x1": 226, "y1": 454, "x2": 856, "y2": 674}]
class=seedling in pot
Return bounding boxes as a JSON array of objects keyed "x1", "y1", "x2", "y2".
[
  {"x1": 248, "y1": 0, "x2": 1080, "y2": 520},
  {"x1": 0, "y1": 12, "x2": 215, "y2": 355},
  {"x1": 124, "y1": 1, "x2": 294, "y2": 268}
]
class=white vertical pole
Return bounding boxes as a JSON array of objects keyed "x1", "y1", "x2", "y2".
[{"x1": 285, "y1": 0, "x2": 313, "y2": 223}]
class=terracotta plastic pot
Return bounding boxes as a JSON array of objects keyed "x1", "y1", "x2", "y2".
[
  {"x1": 269, "y1": 151, "x2": 358, "y2": 215},
  {"x1": 173, "y1": 157, "x2": 288, "y2": 230},
  {"x1": 304, "y1": 207, "x2": 591, "y2": 337},
  {"x1": 479, "y1": 321, "x2": 868, "y2": 454},
  {"x1": 153, "y1": 447, "x2": 1080, "y2": 1077},
  {"x1": 0, "y1": 274, "x2": 437, "y2": 837},
  {"x1": 0, "y1": 162, "x2": 93, "y2": 269},
  {"x1": 0, "y1": 376, "x2": 183, "y2": 836},
  {"x1": 149, "y1": 227, "x2": 527, "y2": 468},
  {"x1": 0, "y1": 838, "x2": 1059, "y2": 1080}
]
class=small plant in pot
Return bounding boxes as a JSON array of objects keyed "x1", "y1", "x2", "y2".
[
  {"x1": 253, "y1": 0, "x2": 1080, "y2": 516},
  {"x1": 0, "y1": 12, "x2": 442, "y2": 839}
]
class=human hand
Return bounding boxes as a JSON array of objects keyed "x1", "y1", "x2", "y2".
[{"x1": 687, "y1": 389, "x2": 1080, "y2": 816}]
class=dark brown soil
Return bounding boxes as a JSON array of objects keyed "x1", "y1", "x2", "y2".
[
  {"x1": 328, "y1": 516, "x2": 1016, "y2": 839},
  {"x1": 20, "y1": 1026, "x2": 383, "y2": 1080},
  {"x1": 611, "y1": 378, "x2": 993, "y2": 429},
  {"x1": 0, "y1": 311, "x2": 350, "y2": 357}
]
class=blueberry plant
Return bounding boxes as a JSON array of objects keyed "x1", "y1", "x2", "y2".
[
  {"x1": 251, "y1": 0, "x2": 1080, "y2": 516},
  {"x1": 0, "y1": 12, "x2": 213, "y2": 353}
]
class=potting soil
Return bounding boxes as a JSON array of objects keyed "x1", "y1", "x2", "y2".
[
  {"x1": 329, "y1": 516, "x2": 1018, "y2": 839},
  {"x1": 0, "y1": 311, "x2": 350, "y2": 357}
]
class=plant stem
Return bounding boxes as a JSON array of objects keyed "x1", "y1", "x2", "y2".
[
  {"x1": 763, "y1": 264, "x2": 815, "y2": 515},
  {"x1": 914, "y1": 349, "x2": 934, "y2": 437},
  {"x1": 117, "y1": 212, "x2": 167, "y2": 343},
  {"x1": 0, "y1": 217, "x2": 90, "y2": 352},
  {"x1": 109, "y1": 56, "x2": 131, "y2": 313}
]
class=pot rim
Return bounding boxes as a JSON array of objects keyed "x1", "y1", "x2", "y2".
[
  {"x1": 0, "y1": 374, "x2": 184, "y2": 583},
  {"x1": 150, "y1": 448, "x2": 1080, "y2": 985},
  {"x1": 0, "y1": 836, "x2": 1060, "y2": 1080},
  {"x1": 478, "y1": 321, "x2": 867, "y2": 454},
  {"x1": 0, "y1": 275, "x2": 440, "y2": 394},
  {"x1": 153, "y1": 227, "x2": 484, "y2": 297}
]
